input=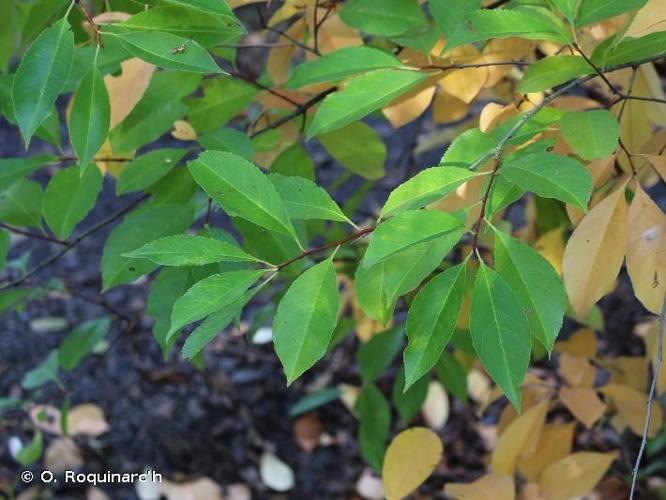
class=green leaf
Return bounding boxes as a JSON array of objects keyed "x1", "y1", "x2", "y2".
[
  {"x1": 17, "y1": 431, "x2": 43, "y2": 466},
  {"x1": 0, "y1": 229, "x2": 9, "y2": 271},
  {"x1": 493, "y1": 228, "x2": 566, "y2": 352},
  {"x1": 186, "y1": 76, "x2": 258, "y2": 133},
  {"x1": 470, "y1": 263, "x2": 531, "y2": 409},
  {"x1": 318, "y1": 121, "x2": 386, "y2": 179},
  {"x1": 116, "y1": 148, "x2": 188, "y2": 195},
  {"x1": 357, "y1": 327, "x2": 404, "y2": 383},
  {"x1": 124, "y1": 234, "x2": 259, "y2": 266},
  {"x1": 435, "y1": 351, "x2": 468, "y2": 403},
  {"x1": 108, "y1": 30, "x2": 222, "y2": 73},
  {"x1": 148, "y1": 267, "x2": 190, "y2": 356},
  {"x1": 289, "y1": 387, "x2": 342, "y2": 417},
  {"x1": 69, "y1": 66, "x2": 110, "y2": 168},
  {"x1": 58, "y1": 317, "x2": 111, "y2": 370},
  {"x1": 576, "y1": 0, "x2": 647, "y2": 27},
  {"x1": 154, "y1": 0, "x2": 238, "y2": 19},
  {"x1": 550, "y1": 0, "x2": 579, "y2": 20},
  {"x1": 429, "y1": 0, "x2": 480, "y2": 36},
  {"x1": 308, "y1": 69, "x2": 428, "y2": 137},
  {"x1": 355, "y1": 384, "x2": 390, "y2": 471},
  {"x1": 198, "y1": 127, "x2": 253, "y2": 160},
  {"x1": 188, "y1": 151, "x2": 300, "y2": 243},
  {"x1": 11, "y1": 18, "x2": 74, "y2": 146},
  {"x1": 271, "y1": 144, "x2": 315, "y2": 180},
  {"x1": 592, "y1": 32, "x2": 666, "y2": 67},
  {"x1": 287, "y1": 47, "x2": 402, "y2": 89},
  {"x1": 42, "y1": 165, "x2": 103, "y2": 240},
  {"x1": 121, "y1": 6, "x2": 241, "y2": 46},
  {"x1": 0, "y1": 179, "x2": 43, "y2": 228},
  {"x1": 392, "y1": 365, "x2": 429, "y2": 423},
  {"x1": 22, "y1": 351, "x2": 59, "y2": 390},
  {"x1": 169, "y1": 269, "x2": 265, "y2": 339},
  {"x1": 362, "y1": 210, "x2": 463, "y2": 269},
  {"x1": 560, "y1": 110, "x2": 620, "y2": 160},
  {"x1": 404, "y1": 264, "x2": 466, "y2": 390},
  {"x1": 110, "y1": 72, "x2": 201, "y2": 151},
  {"x1": 518, "y1": 55, "x2": 592, "y2": 93},
  {"x1": 445, "y1": 9, "x2": 569, "y2": 51},
  {"x1": 340, "y1": 0, "x2": 427, "y2": 36},
  {"x1": 273, "y1": 255, "x2": 339, "y2": 384},
  {"x1": 440, "y1": 128, "x2": 496, "y2": 168},
  {"x1": 101, "y1": 204, "x2": 194, "y2": 290},
  {"x1": 381, "y1": 167, "x2": 476, "y2": 218},
  {"x1": 501, "y1": 152, "x2": 592, "y2": 209},
  {"x1": 182, "y1": 294, "x2": 249, "y2": 359},
  {"x1": 0, "y1": 155, "x2": 56, "y2": 191},
  {"x1": 268, "y1": 173, "x2": 352, "y2": 224}
]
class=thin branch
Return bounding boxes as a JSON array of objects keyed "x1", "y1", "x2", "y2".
[
  {"x1": 621, "y1": 95, "x2": 666, "y2": 105},
  {"x1": 58, "y1": 155, "x2": 134, "y2": 163},
  {"x1": 471, "y1": 157, "x2": 501, "y2": 255},
  {"x1": 75, "y1": 0, "x2": 104, "y2": 48},
  {"x1": 229, "y1": 70, "x2": 301, "y2": 107},
  {"x1": 257, "y1": 5, "x2": 319, "y2": 56},
  {"x1": 421, "y1": 60, "x2": 530, "y2": 71},
  {"x1": 217, "y1": 42, "x2": 293, "y2": 49},
  {"x1": 276, "y1": 227, "x2": 374, "y2": 271},
  {"x1": 0, "y1": 223, "x2": 68, "y2": 246},
  {"x1": 573, "y1": 42, "x2": 617, "y2": 94},
  {"x1": 616, "y1": 66, "x2": 638, "y2": 122},
  {"x1": 630, "y1": 291, "x2": 666, "y2": 499},
  {"x1": 249, "y1": 87, "x2": 335, "y2": 138},
  {"x1": 0, "y1": 194, "x2": 150, "y2": 291}
]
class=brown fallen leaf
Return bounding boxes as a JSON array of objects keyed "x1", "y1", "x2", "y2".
[
  {"x1": 293, "y1": 412, "x2": 323, "y2": 452},
  {"x1": 44, "y1": 437, "x2": 83, "y2": 474}
]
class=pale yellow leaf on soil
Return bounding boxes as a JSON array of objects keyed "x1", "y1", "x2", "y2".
[
  {"x1": 600, "y1": 383, "x2": 663, "y2": 437},
  {"x1": 445, "y1": 473, "x2": 515, "y2": 500},
  {"x1": 605, "y1": 356, "x2": 649, "y2": 391},
  {"x1": 558, "y1": 353, "x2": 596, "y2": 388},
  {"x1": 517, "y1": 423, "x2": 575, "y2": 482},
  {"x1": 626, "y1": 183, "x2": 666, "y2": 314},
  {"x1": 68, "y1": 404, "x2": 110, "y2": 437},
  {"x1": 382, "y1": 427, "x2": 443, "y2": 500},
  {"x1": 559, "y1": 386, "x2": 605, "y2": 429},
  {"x1": 422, "y1": 381, "x2": 450, "y2": 430},
  {"x1": 491, "y1": 400, "x2": 549, "y2": 475},
  {"x1": 562, "y1": 184, "x2": 628, "y2": 318},
  {"x1": 539, "y1": 452, "x2": 617, "y2": 500},
  {"x1": 160, "y1": 478, "x2": 224, "y2": 500},
  {"x1": 555, "y1": 327, "x2": 597, "y2": 358}
]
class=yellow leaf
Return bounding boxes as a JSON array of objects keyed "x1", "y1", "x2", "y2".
[
  {"x1": 558, "y1": 353, "x2": 596, "y2": 388},
  {"x1": 171, "y1": 120, "x2": 198, "y2": 141},
  {"x1": 267, "y1": 19, "x2": 305, "y2": 85},
  {"x1": 641, "y1": 154, "x2": 666, "y2": 183},
  {"x1": 481, "y1": 38, "x2": 533, "y2": 87},
  {"x1": 626, "y1": 183, "x2": 666, "y2": 314},
  {"x1": 438, "y1": 46, "x2": 488, "y2": 103},
  {"x1": 600, "y1": 383, "x2": 663, "y2": 437},
  {"x1": 432, "y1": 90, "x2": 469, "y2": 124},
  {"x1": 517, "y1": 423, "x2": 575, "y2": 482},
  {"x1": 539, "y1": 452, "x2": 617, "y2": 500},
  {"x1": 562, "y1": 184, "x2": 628, "y2": 318},
  {"x1": 559, "y1": 386, "x2": 605, "y2": 429},
  {"x1": 383, "y1": 84, "x2": 436, "y2": 128},
  {"x1": 445, "y1": 473, "x2": 515, "y2": 500},
  {"x1": 588, "y1": 155, "x2": 616, "y2": 188},
  {"x1": 491, "y1": 400, "x2": 548, "y2": 475},
  {"x1": 309, "y1": 13, "x2": 362, "y2": 54},
  {"x1": 626, "y1": 0, "x2": 666, "y2": 41},
  {"x1": 422, "y1": 381, "x2": 449, "y2": 430},
  {"x1": 479, "y1": 102, "x2": 518, "y2": 133},
  {"x1": 382, "y1": 427, "x2": 443, "y2": 500},
  {"x1": 67, "y1": 404, "x2": 110, "y2": 437},
  {"x1": 534, "y1": 227, "x2": 565, "y2": 276},
  {"x1": 604, "y1": 356, "x2": 649, "y2": 392},
  {"x1": 555, "y1": 327, "x2": 597, "y2": 358},
  {"x1": 104, "y1": 58, "x2": 155, "y2": 129}
]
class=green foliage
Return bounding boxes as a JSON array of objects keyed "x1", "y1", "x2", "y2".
[{"x1": 3, "y1": 0, "x2": 666, "y2": 479}]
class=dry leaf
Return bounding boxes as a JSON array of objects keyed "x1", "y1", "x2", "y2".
[
  {"x1": 626, "y1": 183, "x2": 666, "y2": 314},
  {"x1": 642, "y1": 154, "x2": 666, "y2": 183},
  {"x1": 559, "y1": 386, "x2": 605, "y2": 429},
  {"x1": 467, "y1": 368, "x2": 492, "y2": 406},
  {"x1": 293, "y1": 412, "x2": 323, "y2": 452},
  {"x1": 422, "y1": 381, "x2": 450, "y2": 430},
  {"x1": 171, "y1": 120, "x2": 198, "y2": 141},
  {"x1": 29, "y1": 405, "x2": 62, "y2": 435},
  {"x1": 539, "y1": 452, "x2": 617, "y2": 500},
  {"x1": 558, "y1": 353, "x2": 596, "y2": 388},
  {"x1": 562, "y1": 184, "x2": 628, "y2": 318},
  {"x1": 383, "y1": 84, "x2": 436, "y2": 129},
  {"x1": 555, "y1": 328, "x2": 598, "y2": 358},
  {"x1": 382, "y1": 427, "x2": 443, "y2": 500},
  {"x1": 105, "y1": 58, "x2": 155, "y2": 129},
  {"x1": 224, "y1": 484, "x2": 252, "y2": 500},
  {"x1": 160, "y1": 478, "x2": 224, "y2": 500},
  {"x1": 517, "y1": 423, "x2": 575, "y2": 482},
  {"x1": 268, "y1": 19, "x2": 306, "y2": 85},
  {"x1": 432, "y1": 90, "x2": 469, "y2": 124},
  {"x1": 600, "y1": 383, "x2": 663, "y2": 437},
  {"x1": 439, "y1": 46, "x2": 488, "y2": 103},
  {"x1": 479, "y1": 102, "x2": 518, "y2": 133},
  {"x1": 260, "y1": 452, "x2": 295, "y2": 492},
  {"x1": 605, "y1": 356, "x2": 649, "y2": 391},
  {"x1": 339, "y1": 383, "x2": 361, "y2": 416},
  {"x1": 445, "y1": 473, "x2": 515, "y2": 500},
  {"x1": 625, "y1": 0, "x2": 666, "y2": 38},
  {"x1": 491, "y1": 400, "x2": 548, "y2": 475},
  {"x1": 68, "y1": 404, "x2": 110, "y2": 437},
  {"x1": 588, "y1": 155, "x2": 616, "y2": 188},
  {"x1": 87, "y1": 487, "x2": 111, "y2": 500},
  {"x1": 44, "y1": 437, "x2": 83, "y2": 473}
]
